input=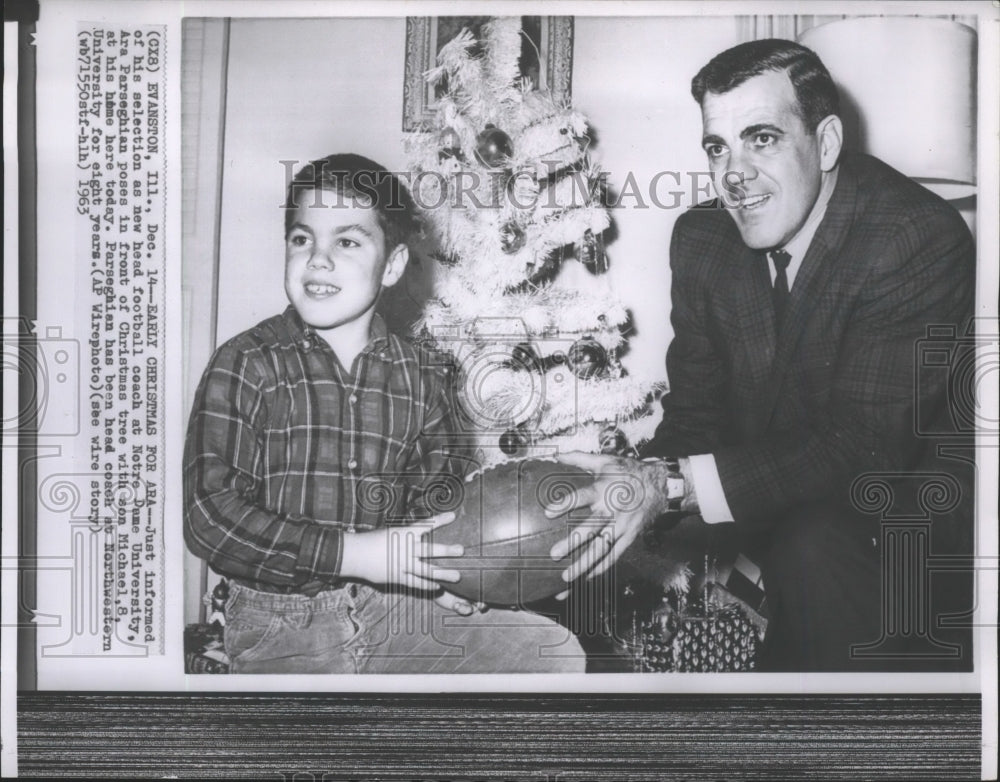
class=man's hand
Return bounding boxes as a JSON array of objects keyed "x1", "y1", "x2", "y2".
[
  {"x1": 340, "y1": 511, "x2": 464, "y2": 592},
  {"x1": 546, "y1": 452, "x2": 680, "y2": 590},
  {"x1": 434, "y1": 590, "x2": 487, "y2": 617}
]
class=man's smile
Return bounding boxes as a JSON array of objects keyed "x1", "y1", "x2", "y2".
[{"x1": 736, "y1": 193, "x2": 771, "y2": 210}]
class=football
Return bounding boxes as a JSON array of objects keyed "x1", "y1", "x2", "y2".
[{"x1": 429, "y1": 459, "x2": 601, "y2": 607}]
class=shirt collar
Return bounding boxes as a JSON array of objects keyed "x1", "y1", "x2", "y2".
[{"x1": 283, "y1": 306, "x2": 391, "y2": 358}]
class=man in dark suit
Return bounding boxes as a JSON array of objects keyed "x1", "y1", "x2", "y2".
[{"x1": 550, "y1": 39, "x2": 975, "y2": 671}]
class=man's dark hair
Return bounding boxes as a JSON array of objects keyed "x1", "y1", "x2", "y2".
[
  {"x1": 284, "y1": 153, "x2": 419, "y2": 250},
  {"x1": 691, "y1": 39, "x2": 840, "y2": 131}
]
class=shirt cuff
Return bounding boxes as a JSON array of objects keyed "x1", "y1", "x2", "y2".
[
  {"x1": 689, "y1": 453, "x2": 735, "y2": 524},
  {"x1": 298, "y1": 523, "x2": 345, "y2": 582}
]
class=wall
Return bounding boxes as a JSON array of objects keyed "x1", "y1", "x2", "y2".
[
  {"x1": 215, "y1": 18, "x2": 412, "y2": 346},
  {"x1": 572, "y1": 16, "x2": 740, "y2": 376}
]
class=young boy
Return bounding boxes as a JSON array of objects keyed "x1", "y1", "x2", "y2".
[{"x1": 183, "y1": 154, "x2": 583, "y2": 674}]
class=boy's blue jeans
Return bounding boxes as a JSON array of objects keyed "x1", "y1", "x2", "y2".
[{"x1": 224, "y1": 581, "x2": 586, "y2": 674}]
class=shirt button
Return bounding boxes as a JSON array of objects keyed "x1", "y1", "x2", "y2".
[
  {"x1": 349, "y1": 394, "x2": 358, "y2": 404},
  {"x1": 348, "y1": 459, "x2": 358, "y2": 470}
]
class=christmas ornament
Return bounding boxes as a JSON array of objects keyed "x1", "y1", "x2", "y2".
[
  {"x1": 475, "y1": 124, "x2": 513, "y2": 168},
  {"x1": 579, "y1": 229, "x2": 607, "y2": 273},
  {"x1": 499, "y1": 427, "x2": 531, "y2": 456},
  {"x1": 499, "y1": 221, "x2": 526, "y2": 254},
  {"x1": 598, "y1": 425, "x2": 628, "y2": 456},
  {"x1": 510, "y1": 342, "x2": 540, "y2": 370},
  {"x1": 568, "y1": 336, "x2": 608, "y2": 379},
  {"x1": 438, "y1": 126, "x2": 463, "y2": 161}
]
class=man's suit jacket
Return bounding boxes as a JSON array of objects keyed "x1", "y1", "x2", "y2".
[{"x1": 643, "y1": 153, "x2": 975, "y2": 545}]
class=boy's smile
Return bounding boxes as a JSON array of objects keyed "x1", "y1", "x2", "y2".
[
  {"x1": 303, "y1": 282, "x2": 341, "y2": 297},
  {"x1": 284, "y1": 191, "x2": 407, "y2": 346}
]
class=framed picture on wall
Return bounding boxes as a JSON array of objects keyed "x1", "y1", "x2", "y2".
[{"x1": 403, "y1": 16, "x2": 574, "y2": 131}]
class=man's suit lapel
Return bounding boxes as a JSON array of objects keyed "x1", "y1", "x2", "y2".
[{"x1": 760, "y1": 159, "x2": 860, "y2": 426}]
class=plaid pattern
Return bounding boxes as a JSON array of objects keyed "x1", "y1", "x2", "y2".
[
  {"x1": 183, "y1": 306, "x2": 460, "y2": 594},
  {"x1": 643, "y1": 154, "x2": 975, "y2": 530}
]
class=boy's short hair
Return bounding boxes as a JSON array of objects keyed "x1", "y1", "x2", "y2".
[
  {"x1": 691, "y1": 39, "x2": 840, "y2": 132},
  {"x1": 284, "y1": 153, "x2": 419, "y2": 251}
]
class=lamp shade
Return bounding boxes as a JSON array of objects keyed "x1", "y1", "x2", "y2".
[{"x1": 799, "y1": 17, "x2": 976, "y2": 200}]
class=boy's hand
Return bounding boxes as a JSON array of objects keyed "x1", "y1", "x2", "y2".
[
  {"x1": 339, "y1": 511, "x2": 464, "y2": 591},
  {"x1": 435, "y1": 590, "x2": 487, "y2": 617}
]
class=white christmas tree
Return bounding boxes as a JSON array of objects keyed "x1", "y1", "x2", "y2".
[{"x1": 409, "y1": 18, "x2": 662, "y2": 467}]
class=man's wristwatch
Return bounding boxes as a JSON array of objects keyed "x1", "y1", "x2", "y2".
[{"x1": 643, "y1": 456, "x2": 686, "y2": 512}]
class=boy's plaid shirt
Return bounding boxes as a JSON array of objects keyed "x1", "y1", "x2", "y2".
[{"x1": 183, "y1": 307, "x2": 462, "y2": 595}]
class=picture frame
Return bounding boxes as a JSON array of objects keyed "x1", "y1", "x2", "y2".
[{"x1": 402, "y1": 15, "x2": 574, "y2": 131}]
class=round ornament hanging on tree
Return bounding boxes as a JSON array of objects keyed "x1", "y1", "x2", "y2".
[
  {"x1": 475, "y1": 124, "x2": 513, "y2": 168},
  {"x1": 499, "y1": 221, "x2": 526, "y2": 254},
  {"x1": 510, "y1": 342, "x2": 539, "y2": 369},
  {"x1": 568, "y1": 336, "x2": 608, "y2": 379},
  {"x1": 499, "y1": 427, "x2": 531, "y2": 456}
]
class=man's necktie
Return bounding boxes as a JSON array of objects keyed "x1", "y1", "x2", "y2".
[{"x1": 770, "y1": 249, "x2": 792, "y2": 330}]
